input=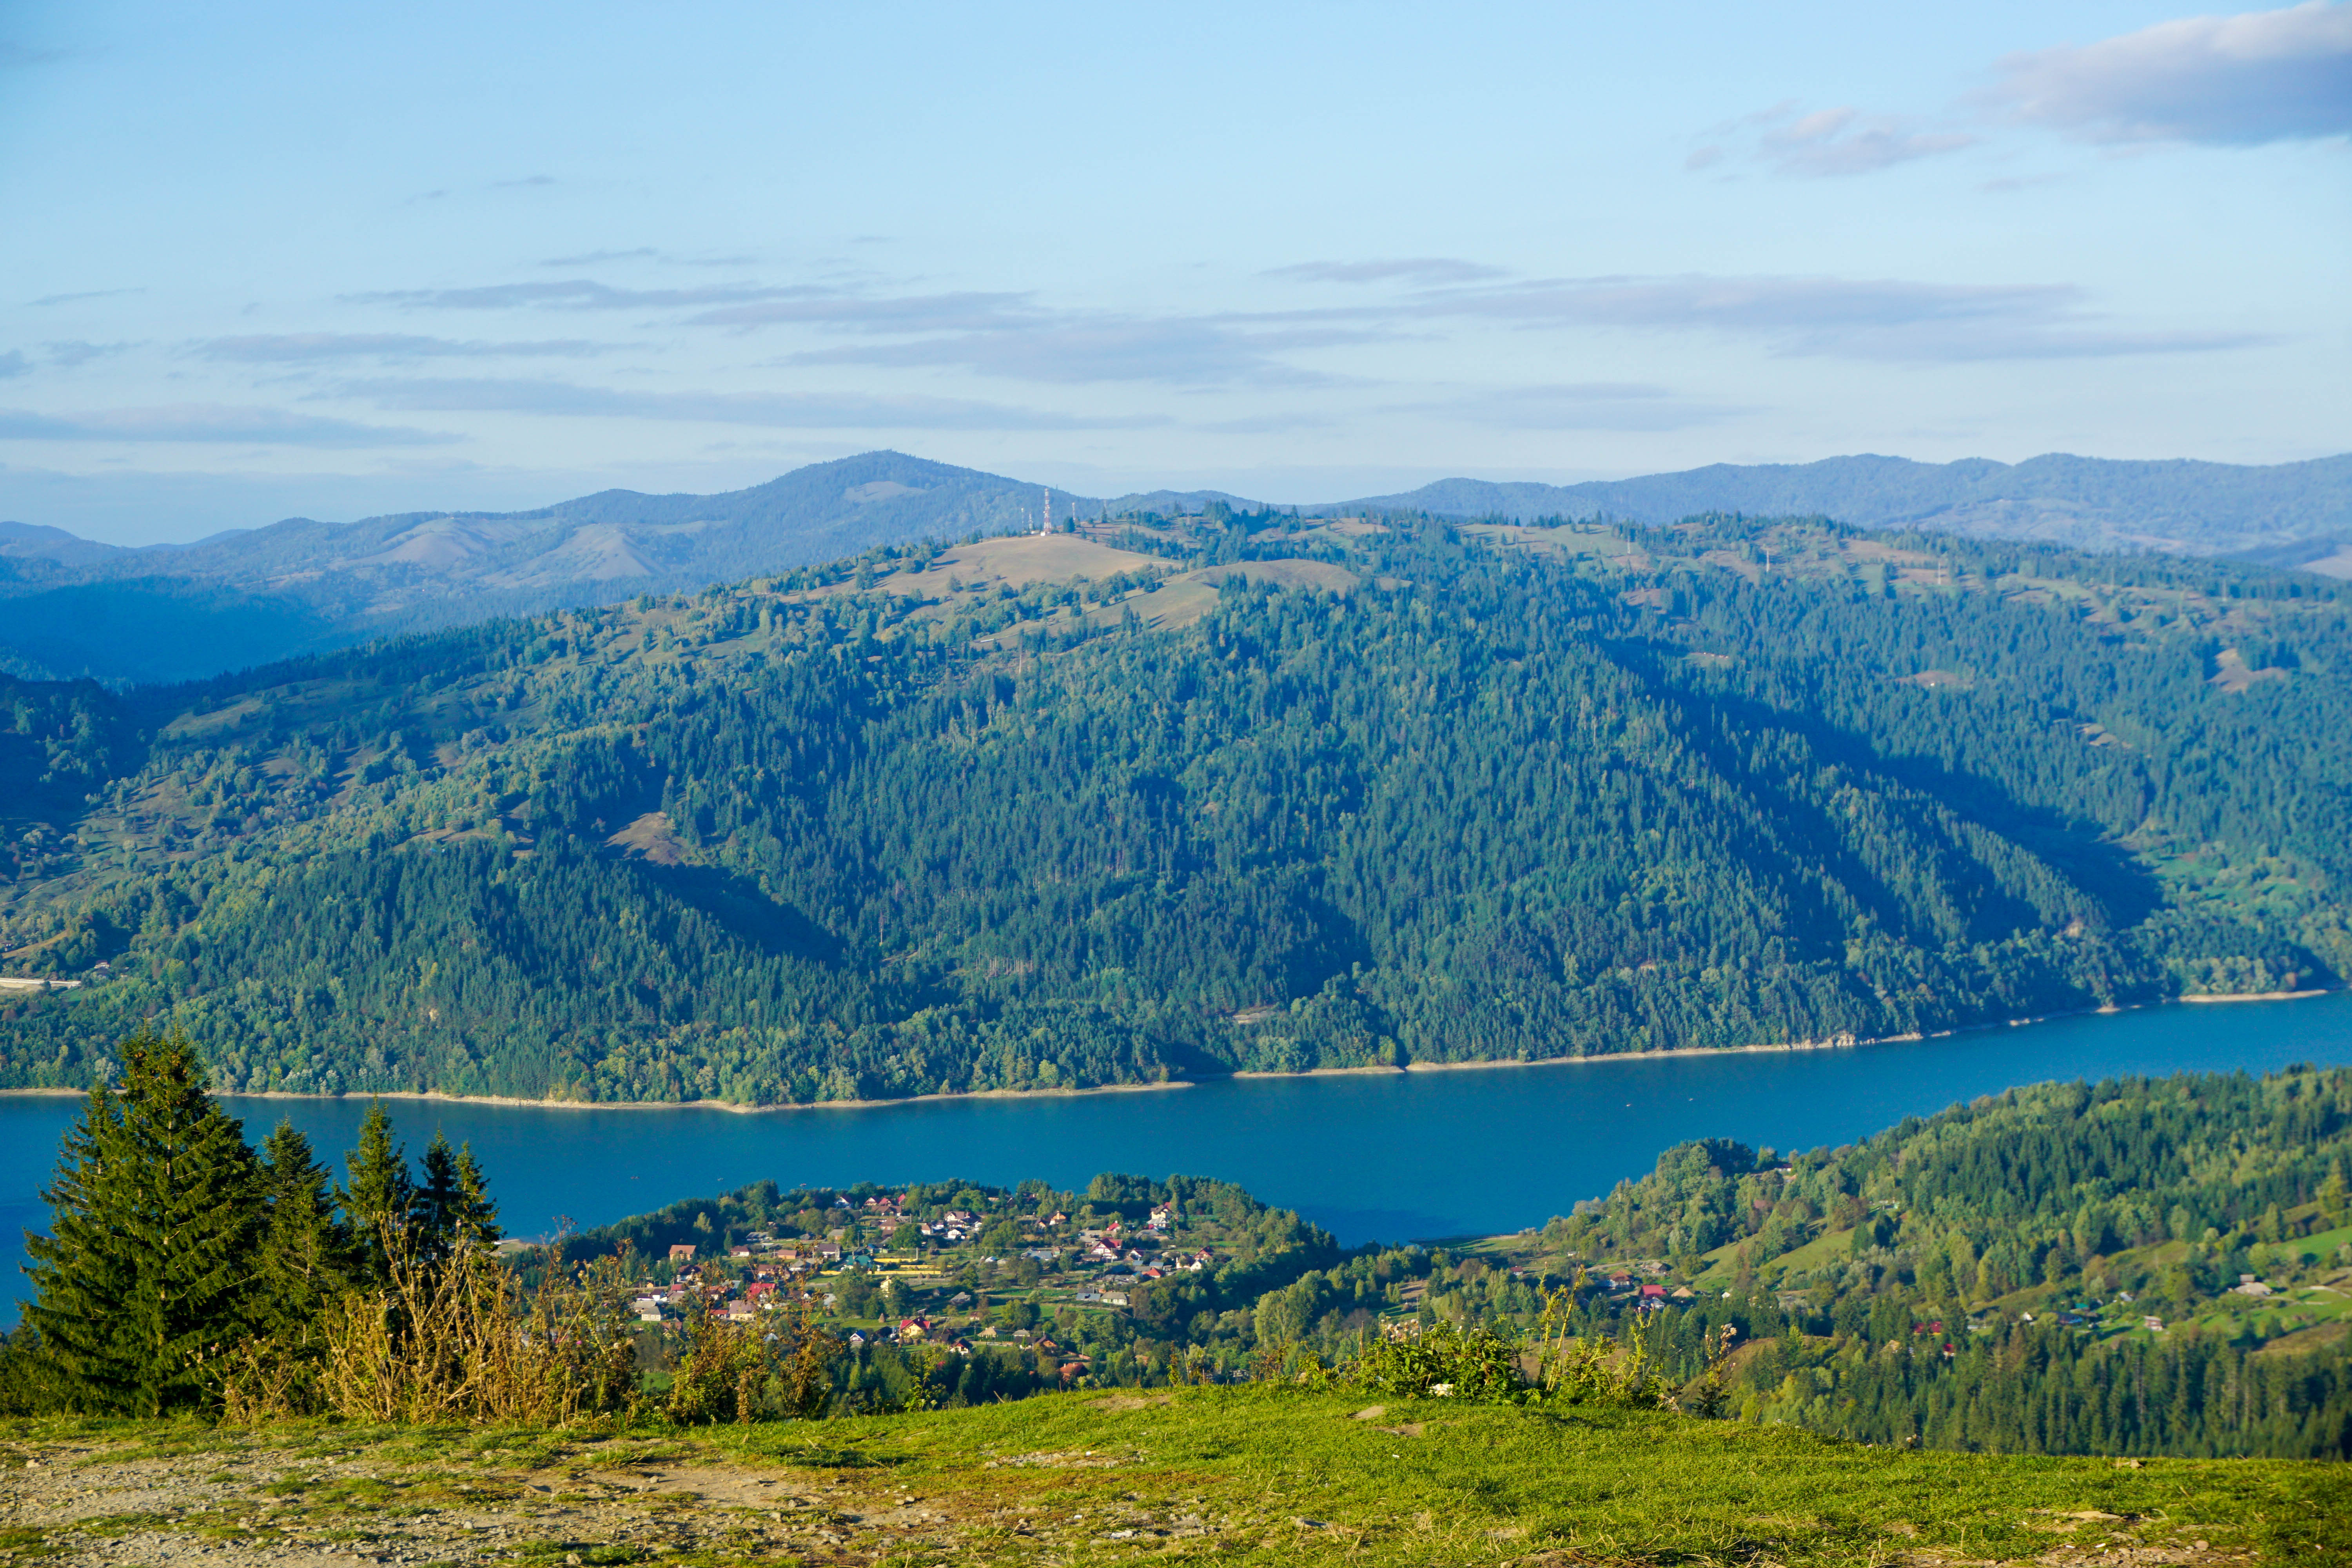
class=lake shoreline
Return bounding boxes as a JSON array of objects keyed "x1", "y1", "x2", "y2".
[
  {"x1": 0, "y1": 987, "x2": 2332, "y2": 1116},
  {"x1": 0, "y1": 1078, "x2": 1202, "y2": 1116}
]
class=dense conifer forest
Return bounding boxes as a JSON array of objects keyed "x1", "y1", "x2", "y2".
[
  {"x1": 1514, "y1": 1064, "x2": 2352, "y2": 1457},
  {"x1": 0, "y1": 506, "x2": 2345, "y2": 1102}
]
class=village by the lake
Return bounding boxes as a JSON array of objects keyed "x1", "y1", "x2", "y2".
[{"x1": 571, "y1": 1158, "x2": 2352, "y2": 1405}]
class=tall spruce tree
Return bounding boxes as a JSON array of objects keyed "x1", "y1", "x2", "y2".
[
  {"x1": 411, "y1": 1131, "x2": 461, "y2": 1258},
  {"x1": 451, "y1": 1143, "x2": 501, "y2": 1253},
  {"x1": 22, "y1": 1031, "x2": 260, "y2": 1415},
  {"x1": 341, "y1": 1100, "x2": 411, "y2": 1286},
  {"x1": 253, "y1": 1121, "x2": 354, "y2": 1343},
  {"x1": 409, "y1": 1132, "x2": 501, "y2": 1264}
]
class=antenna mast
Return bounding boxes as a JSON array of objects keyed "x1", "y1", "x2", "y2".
[{"x1": 1041, "y1": 487, "x2": 1052, "y2": 535}]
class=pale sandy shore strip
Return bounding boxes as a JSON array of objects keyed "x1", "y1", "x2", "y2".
[
  {"x1": 0, "y1": 988, "x2": 2335, "y2": 1115},
  {"x1": 2179, "y1": 989, "x2": 2329, "y2": 1004},
  {"x1": 1238, "y1": 989, "x2": 2336, "y2": 1082},
  {"x1": 0, "y1": 1079, "x2": 1196, "y2": 1115}
]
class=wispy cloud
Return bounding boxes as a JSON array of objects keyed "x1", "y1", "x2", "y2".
[
  {"x1": 691, "y1": 290, "x2": 1039, "y2": 332},
  {"x1": 339, "y1": 259, "x2": 2260, "y2": 390},
  {"x1": 0, "y1": 405, "x2": 457, "y2": 446},
  {"x1": 194, "y1": 332, "x2": 610, "y2": 363},
  {"x1": 332, "y1": 376, "x2": 1167, "y2": 431},
  {"x1": 1196, "y1": 412, "x2": 1343, "y2": 435},
  {"x1": 1390, "y1": 381, "x2": 1746, "y2": 431},
  {"x1": 0, "y1": 352, "x2": 28, "y2": 379},
  {"x1": 347, "y1": 278, "x2": 813, "y2": 311},
  {"x1": 493, "y1": 174, "x2": 558, "y2": 189},
  {"x1": 731, "y1": 266, "x2": 2201, "y2": 383},
  {"x1": 0, "y1": 42, "x2": 67, "y2": 68},
  {"x1": 28, "y1": 287, "x2": 143, "y2": 307},
  {"x1": 1263, "y1": 259, "x2": 1509, "y2": 285},
  {"x1": 1986, "y1": 0, "x2": 2352, "y2": 145},
  {"x1": 1691, "y1": 103, "x2": 1975, "y2": 177},
  {"x1": 537, "y1": 248, "x2": 762, "y2": 269},
  {"x1": 1709, "y1": 2, "x2": 2352, "y2": 168},
  {"x1": 779, "y1": 314, "x2": 1375, "y2": 388},
  {"x1": 349, "y1": 275, "x2": 1370, "y2": 386},
  {"x1": 736, "y1": 269, "x2": 2270, "y2": 367},
  {"x1": 44, "y1": 340, "x2": 135, "y2": 368},
  {"x1": 1396, "y1": 273, "x2": 2267, "y2": 361},
  {"x1": 1757, "y1": 108, "x2": 1975, "y2": 176},
  {"x1": 689, "y1": 288, "x2": 1381, "y2": 386},
  {"x1": 541, "y1": 248, "x2": 658, "y2": 267}
]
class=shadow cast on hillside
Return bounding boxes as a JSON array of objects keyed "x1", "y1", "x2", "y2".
[{"x1": 643, "y1": 864, "x2": 848, "y2": 966}]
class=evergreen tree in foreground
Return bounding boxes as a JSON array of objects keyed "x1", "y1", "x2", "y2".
[
  {"x1": 409, "y1": 1130, "x2": 502, "y2": 1261},
  {"x1": 1, "y1": 1040, "x2": 512, "y2": 1417},
  {"x1": 341, "y1": 1099, "x2": 412, "y2": 1287},
  {"x1": 452, "y1": 1141, "x2": 501, "y2": 1253},
  {"x1": 252, "y1": 1121, "x2": 354, "y2": 1344},
  {"x1": 22, "y1": 1031, "x2": 260, "y2": 1415}
]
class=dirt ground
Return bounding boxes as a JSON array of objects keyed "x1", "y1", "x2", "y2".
[{"x1": 0, "y1": 1428, "x2": 1179, "y2": 1567}]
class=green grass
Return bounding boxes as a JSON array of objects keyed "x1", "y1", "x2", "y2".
[
  {"x1": 719, "y1": 1387, "x2": 2345, "y2": 1563},
  {"x1": 1681, "y1": 1225, "x2": 1857, "y2": 1290},
  {"x1": 1682, "y1": 1229, "x2": 1837, "y2": 1291},
  {"x1": 2287, "y1": 1221, "x2": 2352, "y2": 1265},
  {"x1": 0, "y1": 1524, "x2": 65, "y2": 1560},
  {"x1": 7, "y1": 1387, "x2": 2346, "y2": 1564}
]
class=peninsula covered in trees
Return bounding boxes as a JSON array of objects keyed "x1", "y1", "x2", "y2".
[{"x1": 0, "y1": 506, "x2": 2347, "y2": 1105}]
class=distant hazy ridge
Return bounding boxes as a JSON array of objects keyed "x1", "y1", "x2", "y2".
[
  {"x1": 3, "y1": 449, "x2": 2345, "y2": 682},
  {"x1": 1325, "y1": 452, "x2": 2352, "y2": 565}
]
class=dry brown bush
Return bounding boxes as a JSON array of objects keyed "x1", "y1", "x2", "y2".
[
  {"x1": 665, "y1": 1296, "x2": 841, "y2": 1424},
  {"x1": 220, "y1": 1228, "x2": 641, "y2": 1426}
]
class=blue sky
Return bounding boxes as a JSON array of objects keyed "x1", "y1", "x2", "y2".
[{"x1": 2, "y1": 1, "x2": 2346, "y2": 542}]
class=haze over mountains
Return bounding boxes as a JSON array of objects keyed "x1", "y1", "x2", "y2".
[
  {"x1": 1339, "y1": 453, "x2": 2352, "y2": 569},
  {"x1": 3, "y1": 448, "x2": 2346, "y2": 684}
]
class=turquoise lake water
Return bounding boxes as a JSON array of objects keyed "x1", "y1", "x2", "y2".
[{"x1": 7, "y1": 991, "x2": 2351, "y2": 1320}]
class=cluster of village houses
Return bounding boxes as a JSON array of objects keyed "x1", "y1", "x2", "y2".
[
  {"x1": 1575, "y1": 1258, "x2": 1701, "y2": 1313},
  {"x1": 623, "y1": 1191, "x2": 1217, "y2": 1353}
]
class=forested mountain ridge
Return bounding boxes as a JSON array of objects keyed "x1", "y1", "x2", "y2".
[{"x1": 0, "y1": 504, "x2": 2347, "y2": 1104}]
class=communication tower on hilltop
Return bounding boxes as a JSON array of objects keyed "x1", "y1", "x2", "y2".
[{"x1": 1041, "y1": 488, "x2": 1052, "y2": 535}]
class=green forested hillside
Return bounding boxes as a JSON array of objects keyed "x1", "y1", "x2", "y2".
[
  {"x1": 551, "y1": 1067, "x2": 2352, "y2": 1460},
  {"x1": 0, "y1": 506, "x2": 2347, "y2": 1102},
  {"x1": 1516, "y1": 1065, "x2": 2352, "y2": 1457}
]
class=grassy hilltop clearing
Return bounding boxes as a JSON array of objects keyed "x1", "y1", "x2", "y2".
[{"x1": 1, "y1": 506, "x2": 2349, "y2": 1103}]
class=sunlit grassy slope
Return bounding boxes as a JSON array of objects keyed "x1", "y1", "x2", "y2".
[{"x1": 8, "y1": 1387, "x2": 2345, "y2": 1565}]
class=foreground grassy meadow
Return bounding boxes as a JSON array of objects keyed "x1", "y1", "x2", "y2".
[{"x1": 4, "y1": 1388, "x2": 2344, "y2": 1567}]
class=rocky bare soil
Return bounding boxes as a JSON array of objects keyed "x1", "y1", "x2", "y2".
[{"x1": 0, "y1": 1429, "x2": 1053, "y2": 1566}]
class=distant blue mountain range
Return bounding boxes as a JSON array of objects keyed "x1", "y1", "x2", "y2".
[
  {"x1": 4, "y1": 449, "x2": 2345, "y2": 683},
  {"x1": 1316, "y1": 452, "x2": 2352, "y2": 570}
]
